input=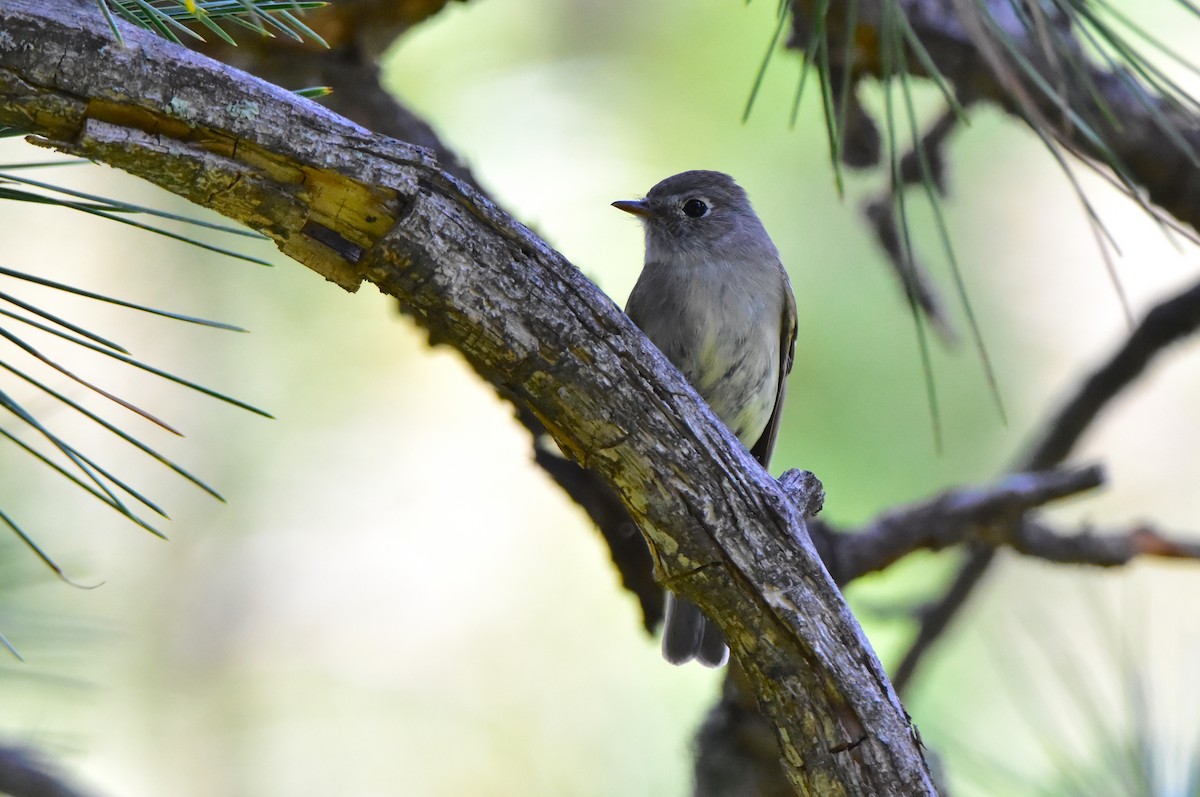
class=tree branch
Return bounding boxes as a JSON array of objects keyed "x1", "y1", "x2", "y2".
[
  {"x1": 1012, "y1": 519, "x2": 1200, "y2": 565},
  {"x1": 0, "y1": 2, "x2": 936, "y2": 793},
  {"x1": 813, "y1": 464, "x2": 1200, "y2": 585},
  {"x1": 827, "y1": 466, "x2": 1104, "y2": 584},
  {"x1": 894, "y1": 275, "x2": 1200, "y2": 692},
  {"x1": 791, "y1": 0, "x2": 1200, "y2": 695},
  {"x1": 790, "y1": 0, "x2": 1200, "y2": 231},
  {"x1": 1021, "y1": 277, "x2": 1200, "y2": 471},
  {"x1": 0, "y1": 743, "x2": 95, "y2": 797}
]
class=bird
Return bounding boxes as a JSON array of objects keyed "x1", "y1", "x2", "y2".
[{"x1": 613, "y1": 170, "x2": 797, "y2": 667}]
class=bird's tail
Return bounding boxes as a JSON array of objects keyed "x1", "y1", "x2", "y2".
[{"x1": 662, "y1": 592, "x2": 728, "y2": 667}]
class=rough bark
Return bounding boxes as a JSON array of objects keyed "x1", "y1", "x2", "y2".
[{"x1": 0, "y1": 2, "x2": 938, "y2": 794}]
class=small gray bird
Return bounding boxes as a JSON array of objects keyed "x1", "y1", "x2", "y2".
[{"x1": 614, "y1": 171, "x2": 797, "y2": 667}]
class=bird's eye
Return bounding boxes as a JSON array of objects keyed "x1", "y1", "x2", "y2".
[{"x1": 681, "y1": 198, "x2": 709, "y2": 218}]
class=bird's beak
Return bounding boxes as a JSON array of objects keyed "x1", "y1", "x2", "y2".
[{"x1": 612, "y1": 199, "x2": 652, "y2": 217}]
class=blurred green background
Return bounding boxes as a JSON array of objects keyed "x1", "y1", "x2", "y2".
[{"x1": 2, "y1": 0, "x2": 1200, "y2": 795}]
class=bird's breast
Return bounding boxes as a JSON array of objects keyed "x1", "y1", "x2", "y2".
[{"x1": 640, "y1": 259, "x2": 783, "y2": 447}]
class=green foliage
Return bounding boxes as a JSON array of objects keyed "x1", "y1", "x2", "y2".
[
  {"x1": 94, "y1": 0, "x2": 330, "y2": 46},
  {"x1": 769, "y1": 0, "x2": 1200, "y2": 446},
  {"x1": 0, "y1": 161, "x2": 270, "y2": 604}
]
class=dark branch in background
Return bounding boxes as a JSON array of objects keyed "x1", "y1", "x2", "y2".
[
  {"x1": 0, "y1": 742, "x2": 95, "y2": 797},
  {"x1": 824, "y1": 464, "x2": 1200, "y2": 578},
  {"x1": 1022, "y1": 277, "x2": 1200, "y2": 471},
  {"x1": 862, "y1": 107, "x2": 962, "y2": 346},
  {"x1": 863, "y1": 194, "x2": 958, "y2": 346},
  {"x1": 826, "y1": 466, "x2": 1105, "y2": 584},
  {"x1": 790, "y1": 0, "x2": 1200, "y2": 230},
  {"x1": 786, "y1": 0, "x2": 1200, "y2": 694},
  {"x1": 1013, "y1": 519, "x2": 1200, "y2": 565},
  {"x1": 787, "y1": 0, "x2": 1200, "y2": 435},
  {"x1": 893, "y1": 274, "x2": 1200, "y2": 692}
]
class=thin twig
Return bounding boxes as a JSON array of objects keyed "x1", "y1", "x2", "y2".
[
  {"x1": 893, "y1": 275, "x2": 1200, "y2": 692},
  {"x1": 1013, "y1": 519, "x2": 1200, "y2": 565},
  {"x1": 1022, "y1": 277, "x2": 1200, "y2": 470},
  {"x1": 828, "y1": 466, "x2": 1104, "y2": 584}
]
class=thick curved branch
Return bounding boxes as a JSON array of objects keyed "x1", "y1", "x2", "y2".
[
  {"x1": 193, "y1": 25, "x2": 481, "y2": 187},
  {"x1": 0, "y1": 3, "x2": 935, "y2": 793},
  {"x1": 1021, "y1": 277, "x2": 1200, "y2": 470}
]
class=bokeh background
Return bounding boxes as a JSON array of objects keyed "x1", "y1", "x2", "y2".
[{"x1": 2, "y1": 1, "x2": 1200, "y2": 795}]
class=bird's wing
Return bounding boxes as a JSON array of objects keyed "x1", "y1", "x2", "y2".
[{"x1": 749, "y1": 267, "x2": 797, "y2": 468}]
